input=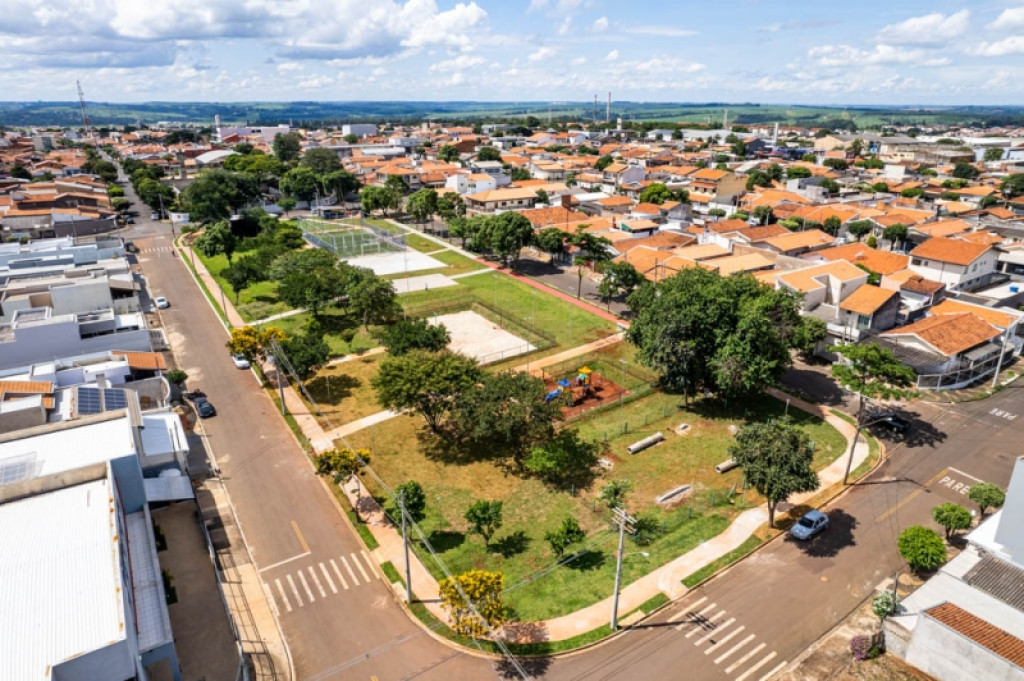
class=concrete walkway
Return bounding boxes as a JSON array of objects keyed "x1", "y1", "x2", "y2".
[{"x1": 251, "y1": 307, "x2": 307, "y2": 325}]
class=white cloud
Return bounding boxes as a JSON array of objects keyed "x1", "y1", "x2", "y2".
[
  {"x1": 605, "y1": 49, "x2": 619, "y2": 61},
  {"x1": 592, "y1": 16, "x2": 609, "y2": 32},
  {"x1": 572, "y1": 56, "x2": 587, "y2": 65},
  {"x1": 276, "y1": 61, "x2": 301, "y2": 72},
  {"x1": 969, "y1": 35, "x2": 1024, "y2": 57},
  {"x1": 557, "y1": 17, "x2": 572, "y2": 35},
  {"x1": 623, "y1": 25, "x2": 698, "y2": 37},
  {"x1": 808, "y1": 43, "x2": 950, "y2": 67},
  {"x1": 988, "y1": 7, "x2": 1024, "y2": 31},
  {"x1": 429, "y1": 53, "x2": 485, "y2": 71},
  {"x1": 527, "y1": 0, "x2": 548, "y2": 11},
  {"x1": 528, "y1": 46, "x2": 556, "y2": 61},
  {"x1": 875, "y1": 9, "x2": 970, "y2": 46}
]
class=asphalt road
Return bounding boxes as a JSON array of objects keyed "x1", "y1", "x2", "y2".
[{"x1": 542, "y1": 391, "x2": 1021, "y2": 681}]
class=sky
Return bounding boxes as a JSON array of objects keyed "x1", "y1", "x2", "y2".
[{"x1": 1, "y1": 0, "x2": 1023, "y2": 105}]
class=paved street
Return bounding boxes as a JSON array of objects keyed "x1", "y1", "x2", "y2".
[{"x1": 543, "y1": 390, "x2": 1020, "y2": 680}]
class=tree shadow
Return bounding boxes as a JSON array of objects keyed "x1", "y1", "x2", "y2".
[
  {"x1": 425, "y1": 530, "x2": 465, "y2": 553},
  {"x1": 565, "y1": 549, "x2": 606, "y2": 571},
  {"x1": 305, "y1": 373, "x2": 360, "y2": 403},
  {"x1": 780, "y1": 366, "x2": 846, "y2": 406},
  {"x1": 492, "y1": 530, "x2": 530, "y2": 558},
  {"x1": 788, "y1": 507, "x2": 858, "y2": 559},
  {"x1": 494, "y1": 654, "x2": 551, "y2": 679},
  {"x1": 868, "y1": 408, "x2": 947, "y2": 449}
]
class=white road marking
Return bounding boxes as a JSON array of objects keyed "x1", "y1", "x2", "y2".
[
  {"x1": 705, "y1": 625, "x2": 744, "y2": 655},
  {"x1": 736, "y1": 651, "x2": 777, "y2": 681},
  {"x1": 362, "y1": 550, "x2": 380, "y2": 579},
  {"x1": 274, "y1": 579, "x2": 292, "y2": 613},
  {"x1": 726, "y1": 642, "x2": 766, "y2": 674},
  {"x1": 331, "y1": 559, "x2": 349, "y2": 590},
  {"x1": 759, "y1": 659, "x2": 788, "y2": 680},
  {"x1": 320, "y1": 562, "x2": 338, "y2": 593},
  {"x1": 676, "y1": 603, "x2": 717, "y2": 632},
  {"x1": 695, "y1": 617, "x2": 734, "y2": 646},
  {"x1": 309, "y1": 566, "x2": 326, "y2": 598},
  {"x1": 258, "y1": 551, "x2": 311, "y2": 573},
  {"x1": 341, "y1": 555, "x2": 360, "y2": 585},
  {"x1": 352, "y1": 552, "x2": 371, "y2": 582},
  {"x1": 948, "y1": 466, "x2": 982, "y2": 482},
  {"x1": 668, "y1": 596, "x2": 707, "y2": 623},
  {"x1": 287, "y1": 574, "x2": 303, "y2": 607},
  {"x1": 687, "y1": 609, "x2": 725, "y2": 639},
  {"x1": 715, "y1": 634, "x2": 755, "y2": 664},
  {"x1": 298, "y1": 570, "x2": 315, "y2": 603}
]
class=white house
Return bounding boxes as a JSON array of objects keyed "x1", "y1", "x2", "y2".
[{"x1": 909, "y1": 237, "x2": 999, "y2": 292}]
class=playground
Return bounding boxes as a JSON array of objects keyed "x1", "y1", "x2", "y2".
[{"x1": 542, "y1": 366, "x2": 627, "y2": 419}]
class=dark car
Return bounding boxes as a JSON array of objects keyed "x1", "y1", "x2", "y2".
[
  {"x1": 124, "y1": 241, "x2": 138, "y2": 253},
  {"x1": 194, "y1": 397, "x2": 216, "y2": 419},
  {"x1": 876, "y1": 413, "x2": 911, "y2": 434}
]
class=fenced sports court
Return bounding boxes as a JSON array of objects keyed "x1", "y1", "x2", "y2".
[{"x1": 299, "y1": 216, "x2": 407, "y2": 258}]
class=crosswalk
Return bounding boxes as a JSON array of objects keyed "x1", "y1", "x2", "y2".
[
  {"x1": 267, "y1": 551, "x2": 379, "y2": 613},
  {"x1": 666, "y1": 596, "x2": 787, "y2": 681},
  {"x1": 139, "y1": 246, "x2": 175, "y2": 254}
]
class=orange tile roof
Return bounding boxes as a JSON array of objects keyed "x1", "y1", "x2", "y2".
[
  {"x1": 703, "y1": 252, "x2": 775, "y2": 277},
  {"x1": 761, "y1": 229, "x2": 836, "y2": 253},
  {"x1": 882, "y1": 313, "x2": 999, "y2": 356},
  {"x1": 632, "y1": 202, "x2": 662, "y2": 215},
  {"x1": 960, "y1": 231, "x2": 1005, "y2": 246},
  {"x1": 616, "y1": 231, "x2": 695, "y2": 253},
  {"x1": 814, "y1": 243, "x2": 910, "y2": 275},
  {"x1": 598, "y1": 195, "x2": 634, "y2": 207},
  {"x1": 910, "y1": 237, "x2": 991, "y2": 266},
  {"x1": 692, "y1": 168, "x2": 729, "y2": 181},
  {"x1": 671, "y1": 243, "x2": 731, "y2": 261},
  {"x1": 929, "y1": 299, "x2": 1021, "y2": 330},
  {"x1": 912, "y1": 219, "x2": 970, "y2": 238},
  {"x1": 839, "y1": 285, "x2": 898, "y2": 316},
  {"x1": 738, "y1": 224, "x2": 791, "y2": 241},
  {"x1": 776, "y1": 260, "x2": 866, "y2": 293},
  {"x1": 0, "y1": 380, "x2": 54, "y2": 397},
  {"x1": 926, "y1": 602, "x2": 1024, "y2": 668},
  {"x1": 116, "y1": 351, "x2": 168, "y2": 371},
  {"x1": 518, "y1": 206, "x2": 589, "y2": 228}
]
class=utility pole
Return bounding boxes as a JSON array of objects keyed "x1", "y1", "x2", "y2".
[
  {"x1": 610, "y1": 506, "x2": 636, "y2": 631},
  {"x1": 992, "y1": 324, "x2": 1011, "y2": 389},
  {"x1": 401, "y1": 488, "x2": 413, "y2": 603}
]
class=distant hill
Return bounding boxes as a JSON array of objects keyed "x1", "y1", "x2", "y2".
[{"x1": 2, "y1": 100, "x2": 1023, "y2": 129}]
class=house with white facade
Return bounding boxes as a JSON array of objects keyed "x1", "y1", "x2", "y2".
[{"x1": 909, "y1": 237, "x2": 999, "y2": 293}]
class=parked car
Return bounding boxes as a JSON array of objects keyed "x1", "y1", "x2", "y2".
[
  {"x1": 194, "y1": 397, "x2": 216, "y2": 419},
  {"x1": 154, "y1": 296, "x2": 170, "y2": 309},
  {"x1": 790, "y1": 510, "x2": 829, "y2": 540},
  {"x1": 232, "y1": 354, "x2": 251, "y2": 369},
  {"x1": 125, "y1": 216, "x2": 134, "y2": 224},
  {"x1": 150, "y1": 212, "x2": 160, "y2": 220},
  {"x1": 123, "y1": 241, "x2": 138, "y2": 253},
  {"x1": 876, "y1": 413, "x2": 911, "y2": 434}
]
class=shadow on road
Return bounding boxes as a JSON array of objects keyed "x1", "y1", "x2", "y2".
[
  {"x1": 781, "y1": 366, "x2": 847, "y2": 406},
  {"x1": 495, "y1": 654, "x2": 552, "y2": 678},
  {"x1": 870, "y1": 409, "x2": 947, "y2": 449},
  {"x1": 790, "y1": 508, "x2": 858, "y2": 558}
]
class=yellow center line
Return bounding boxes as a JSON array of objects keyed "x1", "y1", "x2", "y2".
[
  {"x1": 291, "y1": 520, "x2": 310, "y2": 553},
  {"x1": 875, "y1": 467, "x2": 949, "y2": 523}
]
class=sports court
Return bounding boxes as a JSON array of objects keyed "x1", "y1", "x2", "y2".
[
  {"x1": 429, "y1": 310, "x2": 536, "y2": 364},
  {"x1": 345, "y1": 250, "x2": 445, "y2": 276}
]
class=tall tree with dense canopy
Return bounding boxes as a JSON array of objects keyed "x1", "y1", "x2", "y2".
[
  {"x1": 638, "y1": 182, "x2": 672, "y2": 205},
  {"x1": 406, "y1": 188, "x2": 439, "y2": 223},
  {"x1": 882, "y1": 223, "x2": 909, "y2": 250},
  {"x1": 372, "y1": 350, "x2": 482, "y2": 433},
  {"x1": 967, "y1": 482, "x2": 1006, "y2": 518},
  {"x1": 598, "y1": 260, "x2": 643, "y2": 308},
  {"x1": 898, "y1": 526, "x2": 946, "y2": 572},
  {"x1": 952, "y1": 162, "x2": 979, "y2": 180},
  {"x1": 571, "y1": 227, "x2": 612, "y2": 298},
  {"x1": 226, "y1": 326, "x2": 285, "y2": 363},
  {"x1": 438, "y1": 144, "x2": 459, "y2": 163},
  {"x1": 280, "y1": 166, "x2": 319, "y2": 202},
  {"x1": 932, "y1": 503, "x2": 972, "y2": 539},
  {"x1": 300, "y1": 147, "x2": 341, "y2": 176},
  {"x1": 476, "y1": 146, "x2": 502, "y2": 162},
  {"x1": 729, "y1": 418, "x2": 819, "y2": 528},
  {"x1": 831, "y1": 342, "x2": 916, "y2": 417},
  {"x1": 360, "y1": 185, "x2": 401, "y2": 216},
  {"x1": 272, "y1": 132, "x2": 302, "y2": 163},
  {"x1": 380, "y1": 318, "x2": 450, "y2": 356},
  {"x1": 481, "y1": 211, "x2": 534, "y2": 269},
  {"x1": 348, "y1": 274, "x2": 398, "y2": 330},
  {"x1": 524, "y1": 429, "x2": 600, "y2": 487},
  {"x1": 1001, "y1": 173, "x2": 1024, "y2": 199}
]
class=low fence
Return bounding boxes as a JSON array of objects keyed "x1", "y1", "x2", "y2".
[{"x1": 916, "y1": 350, "x2": 1013, "y2": 391}]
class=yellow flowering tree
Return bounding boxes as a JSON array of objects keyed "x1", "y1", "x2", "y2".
[
  {"x1": 438, "y1": 570, "x2": 506, "y2": 638},
  {"x1": 225, "y1": 325, "x2": 285, "y2": 363}
]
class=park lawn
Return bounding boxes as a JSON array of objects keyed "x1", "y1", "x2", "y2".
[
  {"x1": 405, "y1": 233, "x2": 444, "y2": 253},
  {"x1": 303, "y1": 355, "x2": 383, "y2": 428},
  {"x1": 382, "y1": 249, "x2": 487, "y2": 282},
  {"x1": 194, "y1": 250, "x2": 291, "y2": 322},
  {"x1": 259, "y1": 306, "x2": 380, "y2": 357}
]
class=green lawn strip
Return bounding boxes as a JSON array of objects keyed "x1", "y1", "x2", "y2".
[
  {"x1": 382, "y1": 250, "x2": 487, "y2": 282},
  {"x1": 830, "y1": 409, "x2": 855, "y2": 426},
  {"x1": 405, "y1": 233, "x2": 444, "y2": 253},
  {"x1": 681, "y1": 535, "x2": 762, "y2": 588},
  {"x1": 850, "y1": 431, "x2": 881, "y2": 481},
  {"x1": 303, "y1": 355, "x2": 383, "y2": 428},
  {"x1": 194, "y1": 250, "x2": 291, "y2": 323},
  {"x1": 258, "y1": 307, "x2": 380, "y2": 357},
  {"x1": 381, "y1": 561, "x2": 403, "y2": 585},
  {"x1": 637, "y1": 592, "x2": 670, "y2": 613},
  {"x1": 180, "y1": 246, "x2": 230, "y2": 326}
]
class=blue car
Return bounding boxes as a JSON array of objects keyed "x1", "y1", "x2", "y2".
[{"x1": 790, "y1": 510, "x2": 829, "y2": 540}]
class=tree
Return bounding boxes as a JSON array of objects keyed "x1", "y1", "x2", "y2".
[
  {"x1": 1001, "y1": 173, "x2": 1024, "y2": 199},
  {"x1": 729, "y1": 418, "x2": 819, "y2": 528},
  {"x1": 801, "y1": 153, "x2": 817, "y2": 163},
  {"x1": 510, "y1": 167, "x2": 531, "y2": 181},
  {"x1": 823, "y1": 158, "x2": 849, "y2": 171},
  {"x1": 873, "y1": 590, "x2": 899, "y2": 624},
  {"x1": 571, "y1": 227, "x2": 612, "y2": 298},
  {"x1": 822, "y1": 215, "x2": 842, "y2": 236},
  {"x1": 792, "y1": 316, "x2": 827, "y2": 360},
  {"x1": 476, "y1": 146, "x2": 501, "y2": 162},
  {"x1": 343, "y1": 133, "x2": 359, "y2": 144},
  {"x1": 452, "y1": 371, "x2": 558, "y2": 462},
  {"x1": 967, "y1": 482, "x2": 1006, "y2": 518},
  {"x1": 524, "y1": 428, "x2": 601, "y2": 487},
  {"x1": 952, "y1": 162, "x2": 979, "y2": 180},
  {"x1": 269, "y1": 248, "x2": 337, "y2": 280},
  {"x1": 278, "y1": 197, "x2": 296, "y2": 215},
  {"x1": 315, "y1": 446, "x2": 369, "y2": 483},
  {"x1": 752, "y1": 204, "x2": 774, "y2": 225},
  {"x1": 848, "y1": 138, "x2": 865, "y2": 157},
  {"x1": 598, "y1": 260, "x2": 643, "y2": 308},
  {"x1": 223, "y1": 257, "x2": 262, "y2": 303},
  {"x1": 831, "y1": 343, "x2": 916, "y2": 417},
  {"x1": 872, "y1": 182, "x2": 889, "y2": 193},
  {"x1": 300, "y1": 147, "x2": 341, "y2": 176},
  {"x1": 178, "y1": 169, "x2": 259, "y2": 222},
  {"x1": 638, "y1": 183, "x2": 672, "y2": 205},
  {"x1": 111, "y1": 197, "x2": 131, "y2": 212},
  {"x1": 630, "y1": 515, "x2": 664, "y2": 546},
  {"x1": 535, "y1": 188, "x2": 549, "y2": 205},
  {"x1": 272, "y1": 131, "x2": 302, "y2": 163},
  {"x1": 628, "y1": 267, "x2": 803, "y2": 401},
  {"x1": 746, "y1": 170, "x2": 771, "y2": 191},
  {"x1": 277, "y1": 267, "x2": 345, "y2": 318},
  {"x1": 787, "y1": 166, "x2": 812, "y2": 179},
  {"x1": 883, "y1": 223, "x2": 909, "y2": 250},
  {"x1": 464, "y1": 500, "x2": 503, "y2": 547},
  {"x1": 544, "y1": 515, "x2": 586, "y2": 558},
  {"x1": 194, "y1": 221, "x2": 237, "y2": 261},
  {"x1": 482, "y1": 211, "x2": 534, "y2": 269},
  {"x1": 436, "y1": 192, "x2": 465, "y2": 223},
  {"x1": 898, "y1": 525, "x2": 946, "y2": 572},
  {"x1": 406, "y1": 188, "x2": 438, "y2": 223},
  {"x1": 847, "y1": 220, "x2": 873, "y2": 242},
  {"x1": 595, "y1": 154, "x2": 614, "y2": 171},
  {"x1": 10, "y1": 164, "x2": 31, "y2": 180},
  {"x1": 165, "y1": 369, "x2": 188, "y2": 387},
  {"x1": 932, "y1": 503, "x2": 972, "y2": 539},
  {"x1": 438, "y1": 144, "x2": 459, "y2": 163},
  {"x1": 438, "y1": 570, "x2": 506, "y2": 638},
  {"x1": 348, "y1": 274, "x2": 398, "y2": 330},
  {"x1": 393, "y1": 480, "x2": 427, "y2": 522},
  {"x1": 380, "y1": 318, "x2": 450, "y2": 356},
  {"x1": 280, "y1": 166, "x2": 319, "y2": 202},
  {"x1": 136, "y1": 178, "x2": 176, "y2": 213},
  {"x1": 535, "y1": 227, "x2": 569, "y2": 261},
  {"x1": 322, "y1": 169, "x2": 361, "y2": 201},
  {"x1": 372, "y1": 349, "x2": 482, "y2": 433},
  {"x1": 707, "y1": 208, "x2": 727, "y2": 218},
  {"x1": 599, "y1": 479, "x2": 632, "y2": 510},
  {"x1": 226, "y1": 325, "x2": 285, "y2": 363},
  {"x1": 360, "y1": 185, "x2": 401, "y2": 216},
  {"x1": 384, "y1": 174, "x2": 409, "y2": 196},
  {"x1": 900, "y1": 187, "x2": 924, "y2": 198},
  {"x1": 820, "y1": 178, "x2": 840, "y2": 194},
  {"x1": 281, "y1": 318, "x2": 331, "y2": 379}
]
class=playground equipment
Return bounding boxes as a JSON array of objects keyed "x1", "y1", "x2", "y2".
[{"x1": 545, "y1": 378, "x2": 573, "y2": 403}]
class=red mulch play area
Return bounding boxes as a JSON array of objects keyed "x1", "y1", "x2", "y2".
[{"x1": 542, "y1": 370, "x2": 629, "y2": 420}]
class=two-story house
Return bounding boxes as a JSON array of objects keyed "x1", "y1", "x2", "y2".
[{"x1": 909, "y1": 237, "x2": 999, "y2": 292}]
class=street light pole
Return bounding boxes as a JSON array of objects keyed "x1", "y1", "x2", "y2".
[
  {"x1": 992, "y1": 324, "x2": 1011, "y2": 389},
  {"x1": 844, "y1": 412, "x2": 894, "y2": 485},
  {"x1": 610, "y1": 506, "x2": 636, "y2": 631},
  {"x1": 401, "y1": 488, "x2": 413, "y2": 603}
]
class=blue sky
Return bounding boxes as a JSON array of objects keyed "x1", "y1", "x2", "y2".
[{"x1": 1, "y1": 1, "x2": 1022, "y2": 104}]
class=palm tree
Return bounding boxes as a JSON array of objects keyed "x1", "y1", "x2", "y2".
[{"x1": 571, "y1": 226, "x2": 613, "y2": 298}]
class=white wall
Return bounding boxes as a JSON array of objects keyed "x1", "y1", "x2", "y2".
[
  {"x1": 993, "y1": 457, "x2": 1024, "y2": 563},
  {"x1": 50, "y1": 279, "x2": 113, "y2": 316},
  {"x1": 910, "y1": 251, "x2": 998, "y2": 290},
  {"x1": 905, "y1": 614, "x2": 1024, "y2": 681}
]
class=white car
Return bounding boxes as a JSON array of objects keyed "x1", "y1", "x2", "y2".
[
  {"x1": 154, "y1": 296, "x2": 170, "y2": 309},
  {"x1": 231, "y1": 354, "x2": 251, "y2": 369},
  {"x1": 150, "y1": 212, "x2": 160, "y2": 220}
]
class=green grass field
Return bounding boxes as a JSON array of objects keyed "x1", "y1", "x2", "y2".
[
  {"x1": 303, "y1": 355, "x2": 383, "y2": 428},
  {"x1": 194, "y1": 250, "x2": 292, "y2": 322},
  {"x1": 259, "y1": 307, "x2": 379, "y2": 357}
]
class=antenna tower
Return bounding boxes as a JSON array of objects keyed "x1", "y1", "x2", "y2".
[{"x1": 76, "y1": 80, "x2": 91, "y2": 134}]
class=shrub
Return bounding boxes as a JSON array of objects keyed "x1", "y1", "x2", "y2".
[
  {"x1": 898, "y1": 525, "x2": 946, "y2": 572},
  {"x1": 850, "y1": 634, "x2": 880, "y2": 661}
]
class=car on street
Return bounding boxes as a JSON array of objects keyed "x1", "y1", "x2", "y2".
[
  {"x1": 124, "y1": 216, "x2": 134, "y2": 224},
  {"x1": 876, "y1": 412, "x2": 911, "y2": 435},
  {"x1": 193, "y1": 397, "x2": 216, "y2": 419},
  {"x1": 124, "y1": 241, "x2": 138, "y2": 253},
  {"x1": 789, "y1": 510, "x2": 829, "y2": 540},
  {"x1": 150, "y1": 212, "x2": 160, "y2": 220},
  {"x1": 154, "y1": 296, "x2": 170, "y2": 309},
  {"x1": 232, "y1": 354, "x2": 251, "y2": 369}
]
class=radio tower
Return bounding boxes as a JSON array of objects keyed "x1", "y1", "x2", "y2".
[{"x1": 76, "y1": 80, "x2": 91, "y2": 134}]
